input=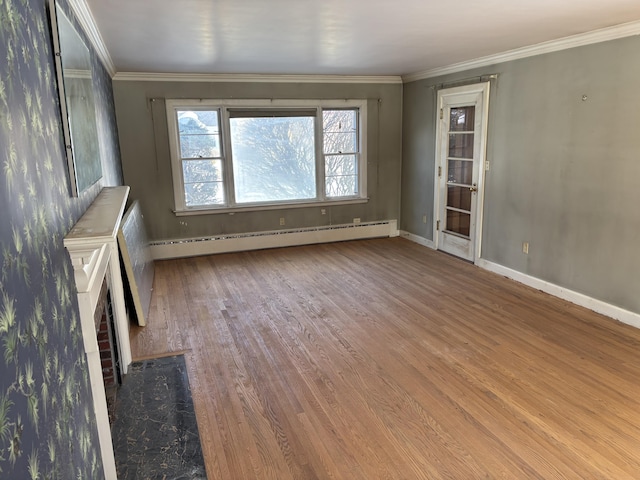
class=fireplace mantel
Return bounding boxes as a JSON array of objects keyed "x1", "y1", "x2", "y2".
[{"x1": 65, "y1": 185, "x2": 131, "y2": 479}]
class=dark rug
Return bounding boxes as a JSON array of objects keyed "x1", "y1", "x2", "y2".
[{"x1": 111, "y1": 354, "x2": 207, "y2": 479}]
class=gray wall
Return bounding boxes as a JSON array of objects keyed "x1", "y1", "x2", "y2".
[
  {"x1": 401, "y1": 35, "x2": 640, "y2": 314},
  {"x1": 113, "y1": 81, "x2": 402, "y2": 241}
]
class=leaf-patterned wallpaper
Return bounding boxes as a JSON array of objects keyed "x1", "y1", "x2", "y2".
[{"x1": 0, "y1": 0, "x2": 124, "y2": 477}]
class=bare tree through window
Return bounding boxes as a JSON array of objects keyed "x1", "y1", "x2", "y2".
[{"x1": 171, "y1": 102, "x2": 364, "y2": 209}]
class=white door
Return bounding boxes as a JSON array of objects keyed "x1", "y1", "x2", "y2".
[{"x1": 435, "y1": 82, "x2": 490, "y2": 262}]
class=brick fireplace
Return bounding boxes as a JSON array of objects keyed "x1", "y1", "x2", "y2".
[{"x1": 95, "y1": 279, "x2": 120, "y2": 389}]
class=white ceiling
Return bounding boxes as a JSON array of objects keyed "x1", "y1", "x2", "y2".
[{"x1": 84, "y1": 0, "x2": 640, "y2": 77}]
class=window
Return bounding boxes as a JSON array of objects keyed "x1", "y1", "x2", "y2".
[
  {"x1": 176, "y1": 110, "x2": 224, "y2": 207},
  {"x1": 229, "y1": 110, "x2": 316, "y2": 204},
  {"x1": 166, "y1": 99, "x2": 367, "y2": 213},
  {"x1": 323, "y1": 109, "x2": 359, "y2": 198}
]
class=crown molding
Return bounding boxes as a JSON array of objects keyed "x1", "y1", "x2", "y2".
[
  {"x1": 113, "y1": 72, "x2": 403, "y2": 84},
  {"x1": 62, "y1": 2, "x2": 640, "y2": 85},
  {"x1": 403, "y1": 19, "x2": 640, "y2": 83},
  {"x1": 67, "y1": 0, "x2": 116, "y2": 77}
]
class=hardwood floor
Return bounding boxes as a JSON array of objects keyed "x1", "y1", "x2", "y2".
[{"x1": 129, "y1": 238, "x2": 640, "y2": 479}]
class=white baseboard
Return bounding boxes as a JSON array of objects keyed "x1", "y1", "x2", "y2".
[
  {"x1": 151, "y1": 220, "x2": 398, "y2": 260},
  {"x1": 477, "y1": 259, "x2": 640, "y2": 329},
  {"x1": 400, "y1": 231, "x2": 436, "y2": 249}
]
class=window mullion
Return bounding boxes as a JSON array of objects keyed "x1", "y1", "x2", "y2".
[
  {"x1": 166, "y1": 104, "x2": 186, "y2": 211},
  {"x1": 220, "y1": 107, "x2": 236, "y2": 207},
  {"x1": 315, "y1": 107, "x2": 325, "y2": 201},
  {"x1": 358, "y1": 107, "x2": 367, "y2": 199},
  {"x1": 355, "y1": 112, "x2": 361, "y2": 196}
]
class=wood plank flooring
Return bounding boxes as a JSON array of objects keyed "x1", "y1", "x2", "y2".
[{"x1": 129, "y1": 238, "x2": 640, "y2": 479}]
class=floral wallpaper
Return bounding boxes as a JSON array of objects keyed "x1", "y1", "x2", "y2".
[{"x1": 0, "y1": 0, "x2": 123, "y2": 477}]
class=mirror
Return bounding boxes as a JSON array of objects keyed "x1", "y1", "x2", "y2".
[{"x1": 49, "y1": 0, "x2": 102, "y2": 196}]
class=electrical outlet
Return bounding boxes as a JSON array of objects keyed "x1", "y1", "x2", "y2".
[
  {"x1": 321, "y1": 209, "x2": 326, "y2": 215},
  {"x1": 422, "y1": 215, "x2": 427, "y2": 224},
  {"x1": 279, "y1": 217, "x2": 285, "y2": 226},
  {"x1": 353, "y1": 217, "x2": 361, "y2": 224},
  {"x1": 522, "y1": 242, "x2": 529, "y2": 254}
]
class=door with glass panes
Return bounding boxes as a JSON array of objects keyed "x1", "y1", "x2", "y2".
[{"x1": 436, "y1": 83, "x2": 489, "y2": 262}]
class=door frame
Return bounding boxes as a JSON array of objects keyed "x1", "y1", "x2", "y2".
[{"x1": 433, "y1": 81, "x2": 490, "y2": 263}]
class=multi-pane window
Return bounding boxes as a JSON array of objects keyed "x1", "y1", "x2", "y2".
[
  {"x1": 166, "y1": 99, "x2": 367, "y2": 212},
  {"x1": 176, "y1": 110, "x2": 224, "y2": 207},
  {"x1": 323, "y1": 109, "x2": 359, "y2": 198}
]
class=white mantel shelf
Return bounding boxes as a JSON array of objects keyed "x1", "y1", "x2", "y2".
[
  {"x1": 66, "y1": 186, "x2": 130, "y2": 244},
  {"x1": 64, "y1": 185, "x2": 131, "y2": 480}
]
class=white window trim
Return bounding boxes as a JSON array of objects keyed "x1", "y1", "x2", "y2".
[{"x1": 166, "y1": 98, "x2": 368, "y2": 214}]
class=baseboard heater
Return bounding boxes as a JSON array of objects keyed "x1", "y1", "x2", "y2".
[{"x1": 150, "y1": 220, "x2": 398, "y2": 260}]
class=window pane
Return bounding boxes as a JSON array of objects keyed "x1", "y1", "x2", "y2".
[
  {"x1": 447, "y1": 185, "x2": 471, "y2": 211},
  {"x1": 323, "y1": 109, "x2": 357, "y2": 131},
  {"x1": 448, "y1": 133, "x2": 474, "y2": 159},
  {"x1": 326, "y1": 155, "x2": 357, "y2": 175},
  {"x1": 182, "y1": 159, "x2": 223, "y2": 184},
  {"x1": 177, "y1": 110, "x2": 220, "y2": 159},
  {"x1": 324, "y1": 131, "x2": 357, "y2": 154},
  {"x1": 446, "y1": 209, "x2": 470, "y2": 237},
  {"x1": 326, "y1": 154, "x2": 357, "y2": 197},
  {"x1": 230, "y1": 116, "x2": 316, "y2": 203},
  {"x1": 323, "y1": 109, "x2": 357, "y2": 154},
  {"x1": 326, "y1": 175, "x2": 357, "y2": 197},
  {"x1": 449, "y1": 106, "x2": 475, "y2": 132},
  {"x1": 185, "y1": 182, "x2": 224, "y2": 207},
  {"x1": 447, "y1": 159, "x2": 472, "y2": 184}
]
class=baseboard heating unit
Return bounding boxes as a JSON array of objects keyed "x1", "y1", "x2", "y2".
[{"x1": 150, "y1": 220, "x2": 398, "y2": 260}]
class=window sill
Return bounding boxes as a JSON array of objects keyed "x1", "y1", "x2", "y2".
[{"x1": 174, "y1": 198, "x2": 369, "y2": 216}]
